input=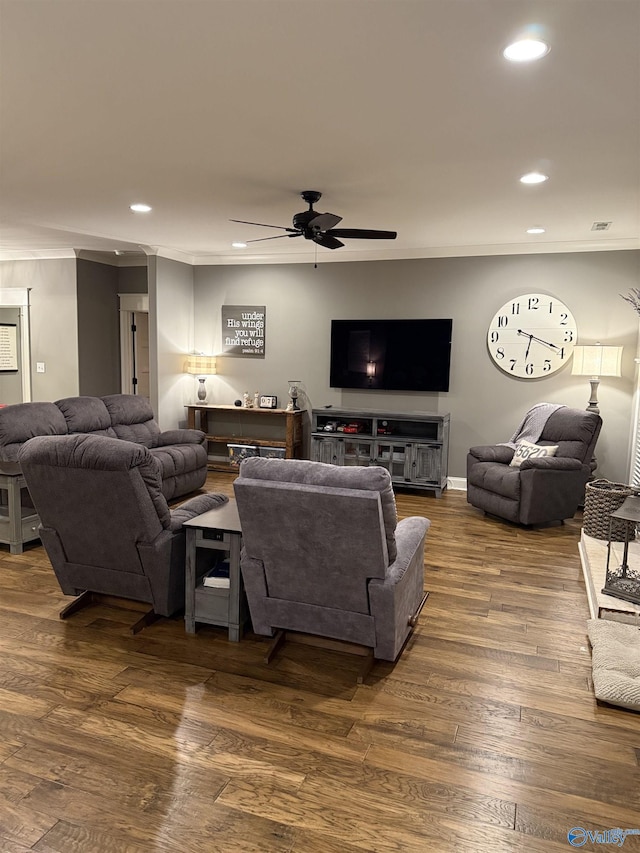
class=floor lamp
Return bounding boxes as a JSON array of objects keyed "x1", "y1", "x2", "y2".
[
  {"x1": 185, "y1": 355, "x2": 217, "y2": 403},
  {"x1": 571, "y1": 343, "x2": 623, "y2": 415}
]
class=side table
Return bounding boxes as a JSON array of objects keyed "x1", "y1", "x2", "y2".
[
  {"x1": 183, "y1": 499, "x2": 248, "y2": 640},
  {"x1": 0, "y1": 462, "x2": 40, "y2": 554}
]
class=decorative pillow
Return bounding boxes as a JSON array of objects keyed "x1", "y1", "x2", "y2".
[{"x1": 509, "y1": 439, "x2": 559, "y2": 468}]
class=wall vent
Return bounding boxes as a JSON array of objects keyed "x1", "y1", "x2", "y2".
[{"x1": 591, "y1": 221, "x2": 612, "y2": 231}]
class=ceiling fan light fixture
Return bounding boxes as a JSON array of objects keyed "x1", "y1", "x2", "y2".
[
  {"x1": 520, "y1": 171, "x2": 548, "y2": 185},
  {"x1": 130, "y1": 203, "x2": 152, "y2": 213},
  {"x1": 503, "y1": 38, "x2": 549, "y2": 62}
]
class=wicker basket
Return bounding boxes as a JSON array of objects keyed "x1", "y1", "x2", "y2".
[{"x1": 583, "y1": 479, "x2": 637, "y2": 541}]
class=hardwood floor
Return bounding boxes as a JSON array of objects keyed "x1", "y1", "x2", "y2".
[{"x1": 1, "y1": 474, "x2": 640, "y2": 852}]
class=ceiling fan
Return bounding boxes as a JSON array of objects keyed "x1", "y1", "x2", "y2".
[{"x1": 230, "y1": 190, "x2": 397, "y2": 250}]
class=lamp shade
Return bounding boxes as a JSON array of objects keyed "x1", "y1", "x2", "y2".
[
  {"x1": 571, "y1": 345, "x2": 622, "y2": 378},
  {"x1": 184, "y1": 355, "x2": 217, "y2": 376}
]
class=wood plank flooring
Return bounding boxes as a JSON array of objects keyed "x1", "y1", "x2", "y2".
[{"x1": 1, "y1": 474, "x2": 640, "y2": 852}]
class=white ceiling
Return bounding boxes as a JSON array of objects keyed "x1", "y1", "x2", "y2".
[{"x1": 1, "y1": 0, "x2": 639, "y2": 266}]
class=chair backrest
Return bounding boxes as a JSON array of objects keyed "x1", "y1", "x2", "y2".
[
  {"x1": 55, "y1": 396, "x2": 118, "y2": 438},
  {"x1": 0, "y1": 401, "x2": 68, "y2": 461},
  {"x1": 101, "y1": 394, "x2": 161, "y2": 447},
  {"x1": 234, "y1": 458, "x2": 397, "y2": 614},
  {"x1": 539, "y1": 407, "x2": 602, "y2": 463},
  {"x1": 18, "y1": 434, "x2": 171, "y2": 573}
]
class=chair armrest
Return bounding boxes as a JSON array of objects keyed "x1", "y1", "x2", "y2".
[
  {"x1": 157, "y1": 429, "x2": 206, "y2": 446},
  {"x1": 520, "y1": 456, "x2": 584, "y2": 472},
  {"x1": 169, "y1": 492, "x2": 228, "y2": 531},
  {"x1": 368, "y1": 516, "x2": 430, "y2": 661},
  {"x1": 468, "y1": 445, "x2": 514, "y2": 464},
  {"x1": 383, "y1": 516, "x2": 431, "y2": 585}
]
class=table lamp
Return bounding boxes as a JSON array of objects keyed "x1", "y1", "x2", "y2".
[
  {"x1": 185, "y1": 355, "x2": 217, "y2": 403},
  {"x1": 571, "y1": 343, "x2": 623, "y2": 415}
]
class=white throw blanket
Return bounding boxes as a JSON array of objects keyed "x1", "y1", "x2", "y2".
[{"x1": 500, "y1": 402, "x2": 565, "y2": 449}]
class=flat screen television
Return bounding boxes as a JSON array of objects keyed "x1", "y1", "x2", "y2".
[{"x1": 330, "y1": 319, "x2": 452, "y2": 392}]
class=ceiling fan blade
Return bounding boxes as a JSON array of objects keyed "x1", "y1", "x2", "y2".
[
  {"x1": 308, "y1": 212, "x2": 342, "y2": 231},
  {"x1": 314, "y1": 233, "x2": 344, "y2": 250},
  {"x1": 245, "y1": 233, "x2": 302, "y2": 244},
  {"x1": 230, "y1": 219, "x2": 298, "y2": 233},
  {"x1": 328, "y1": 228, "x2": 397, "y2": 240}
]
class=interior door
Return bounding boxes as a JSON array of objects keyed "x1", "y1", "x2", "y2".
[{"x1": 119, "y1": 294, "x2": 149, "y2": 396}]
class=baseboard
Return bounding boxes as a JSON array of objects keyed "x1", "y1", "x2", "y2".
[{"x1": 447, "y1": 477, "x2": 466, "y2": 491}]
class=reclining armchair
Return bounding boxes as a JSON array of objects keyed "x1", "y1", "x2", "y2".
[
  {"x1": 233, "y1": 457, "x2": 430, "y2": 678},
  {"x1": 18, "y1": 434, "x2": 227, "y2": 631},
  {"x1": 467, "y1": 404, "x2": 602, "y2": 526}
]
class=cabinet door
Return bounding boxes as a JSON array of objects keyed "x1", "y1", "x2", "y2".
[
  {"x1": 373, "y1": 441, "x2": 412, "y2": 479},
  {"x1": 409, "y1": 443, "x2": 442, "y2": 484},
  {"x1": 342, "y1": 438, "x2": 374, "y2": 467},
  {"x1": 311, "y1": 436, "x2": 345, "y2": 466}
]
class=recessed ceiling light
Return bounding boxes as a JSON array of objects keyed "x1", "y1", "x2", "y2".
[
  {"x1": 520, "y1": 171, "x2": 548, "y2": 184},
  {"x1": 526, "y1": 227, "x2": 546, "y2": 234},
  {"x1": 503, "y1": 39, "x2": 550, "y2": 62},
  {"x1": 130, "y1": 203, "x2": 152, "y2": 213},
  {"x1": 232, "y1": 241, "x2": 247, "y2": 249}
]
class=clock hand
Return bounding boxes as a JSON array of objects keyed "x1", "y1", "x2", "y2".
[{"x1": 517, "y1": 329, "x2": 561, "y2": 351}]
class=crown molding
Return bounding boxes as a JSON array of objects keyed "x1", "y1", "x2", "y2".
[
  {"x1": 1, "y1": 238, "x2": 637, "y2": 267},
  {"x1": 184, "y1": 237, "x2": 640, "y2": 266}
]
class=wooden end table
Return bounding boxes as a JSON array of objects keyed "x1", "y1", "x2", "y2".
[{"x1": 183, "y1": 499, "x2": 248, "y2": 640}]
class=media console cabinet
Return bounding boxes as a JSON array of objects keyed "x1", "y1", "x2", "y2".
[
  {"x1": 311, "y1": 407, "x2": 450, "y2": 496},
  {"x1": 186, "y1": 404, "x2": 304, "y2": 471}
]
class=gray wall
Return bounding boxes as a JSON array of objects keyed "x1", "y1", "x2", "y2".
[
  {"x1": 194, "y1": 250, "x2": 640, "y2": 483},
  {"x1": 118, "y1": 265, "x2": 148, "y2": 294},
  {"x1": 149, "y1": 256, "x2": 194, "y2": 430},
  {"x1": 0, "y1": 258, "x2": 79, "y2": 401},
  {"x1": 76, "y1": 259, "x2": 121, "y2": 396}
]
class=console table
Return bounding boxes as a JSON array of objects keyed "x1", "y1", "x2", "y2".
[
  {"x1": 183, "y1": 499, "x2": 248, "y2": 640},
  {"x1": 0, "y1": 462, "x2": 40, "y2": 554},
  {"x1": 311, "y1": 407, "x2": 450, "y2": 496},
  {"x1": 186, "y1": 404, "x2": 304, "y2": 471}
]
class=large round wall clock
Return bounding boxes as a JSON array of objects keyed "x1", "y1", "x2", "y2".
[{"x1": 487, "y1": 293, "x2": 577, "y2": 378}]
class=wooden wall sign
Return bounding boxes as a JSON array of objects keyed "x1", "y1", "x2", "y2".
[
  {"x1": 0, "y1": 324, "x2": 18, "y2": 371},
  {"x1": 222, "y1": 305, "x2": 266, "y2": 358}
]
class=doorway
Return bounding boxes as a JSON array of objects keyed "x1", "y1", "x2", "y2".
[{"x1": 119, "y1": 294, "x2": 149, "y2": 397}]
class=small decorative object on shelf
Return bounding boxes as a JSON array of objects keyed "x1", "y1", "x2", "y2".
[
  {"x1": 259, "y1": 395, "x2": 278, "y2": 409},
  {"x1": 253, "y1": 391, "x2": 260, "y2": 408},
  {"x1": 242, "y1": 392, "x2": 252, "y2": 408},
  {"x1": 287, "y1": 380, "x2": 301, "y2": 411},
  {"x1": 603, "y1": 495, "x2": 640, "y2": 605}
]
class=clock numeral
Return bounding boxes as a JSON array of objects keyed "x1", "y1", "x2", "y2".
[
  {"x1": 511, "y1": 302, "x2": 520, "y2": 315},
  {"x1": 543, "y1": 359, "x2": 552, "y2": 372},
  {"x1": 559, "y1": 312, "x2": 568, "y2": 325},
  {"x1": 495, "y1": 347, "x2": 505, "y2": 360},
  {"x1": 528, "y1": 297, "x2": 539, "y2": 310},
  {"x1": 559, "y1": 347, "x2": 565, "y2": 359},
  {"x1": 497, "y1": 315, "x2": 508, "y2": 328},
  {"x1": 525, "y1": 363, "x2": 534, "y2": 376},
  {"x1": 563, "y1": 330, "x2": 573, "y2": 342},
  {"x1": 490, "y1": 331, "x2": 499, "y2": 343},
  {"x1": 510, "y1": 359, "x2": 517, "y2": 372}
]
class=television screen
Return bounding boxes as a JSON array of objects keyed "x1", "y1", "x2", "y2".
[{"x1": 330, "y1": 319, "x2": 452, "y2": 392}]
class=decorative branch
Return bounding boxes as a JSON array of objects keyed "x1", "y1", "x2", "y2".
[{"x1": 620, "y1": 288, "x2": 640, "y2": 315}]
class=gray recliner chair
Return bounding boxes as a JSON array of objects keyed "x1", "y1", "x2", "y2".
[
  {"x1": 233, "y1": 457, "x2": 430, "y2": 678},
  {"x1": 467, "y1": 405, "x2": 602, "y2": 526},
  {"x1": 18, "y1": 433, "x2": 227, "y2": 631}
]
